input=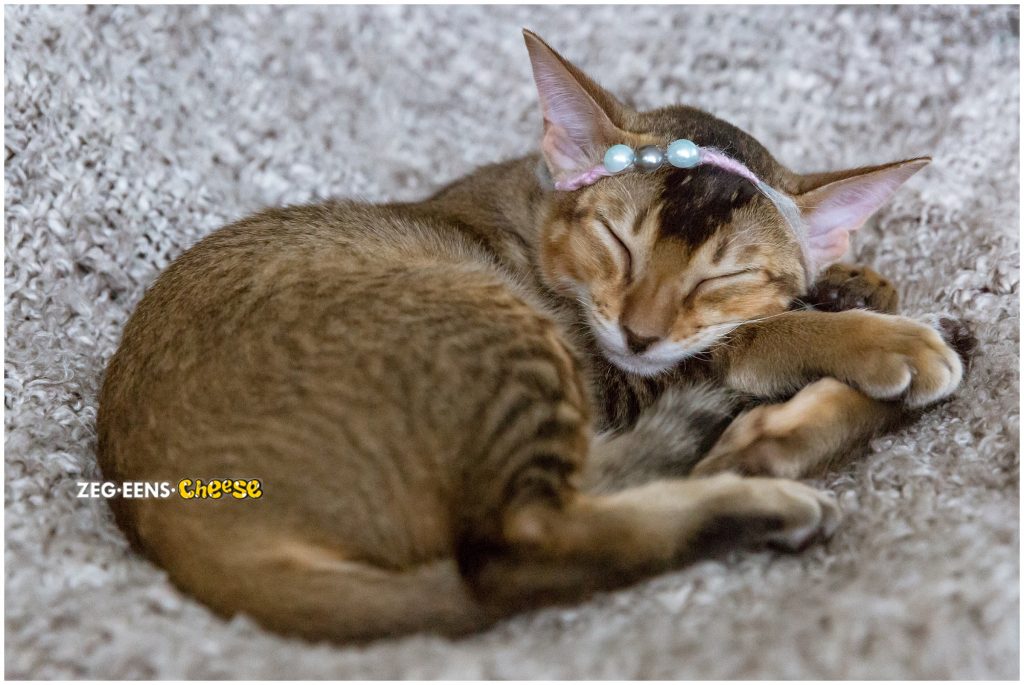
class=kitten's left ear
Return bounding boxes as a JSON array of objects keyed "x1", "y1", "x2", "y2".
[
  {"x1": 794, "y1": 157, "x2": 930, "y2": 267},
  {"x1": 523, "y1": 29, "x2": 630, "y2": 184}
]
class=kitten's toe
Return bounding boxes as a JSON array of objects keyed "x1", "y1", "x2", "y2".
[
  {"x1": 742, "y1": 479, "x2": 841, "y2": 552},
  {"x1": 925, "y1": 314, "x2": 978, "y2": 376},
  {"x1": 764, "y1": 497, "x2": 840, "y2": 551},
  {"x1": 903, "y1": 323, "x2": 967, "y2": 407}
]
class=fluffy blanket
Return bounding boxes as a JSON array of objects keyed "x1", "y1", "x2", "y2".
[{"x1": 4, "y1": 5, "x2": 1018, "y2": 679}]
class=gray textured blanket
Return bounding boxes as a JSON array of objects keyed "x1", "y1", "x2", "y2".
[{"x1": 4, "y1": 5, "x2": 1018, "y2": 678}]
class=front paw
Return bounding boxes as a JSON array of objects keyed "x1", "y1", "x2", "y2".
[
  {"x1": 837, "y1": 312, "x2": 964, "y2": 408},
  {"x1": 805, "y1": 264, "x2": 899, "y2": 314}
]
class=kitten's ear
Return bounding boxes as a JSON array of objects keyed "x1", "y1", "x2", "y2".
[
  {"x1": 794, "y1": 157, "x2": 930, "y2": 267},
  {"x1": 523, "y1": 29, "x2": 629, "y2": 183}
]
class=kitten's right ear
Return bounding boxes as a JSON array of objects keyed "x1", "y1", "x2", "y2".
[{"x1": 523, "y1": 29, "x2": 629, "y2": 184}]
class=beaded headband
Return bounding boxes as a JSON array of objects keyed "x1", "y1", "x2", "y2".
[{"x1": 556, "y1": 138, "x2": 811, "y2": 271}]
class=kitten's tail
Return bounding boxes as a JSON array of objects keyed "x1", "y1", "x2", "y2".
[
  {"x1": 584, "y1": 383, "x2": 737, "y2": 493},
  {"x1": 249, "y1": 557, "x2": 489, "y2": 643},
  {"x1": 173, "y1": 547, "x2": 493, "y2": 644}
]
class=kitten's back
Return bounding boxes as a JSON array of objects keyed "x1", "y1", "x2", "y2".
[{"x1": 96, "y1": 199, "x2": 588, "y2": 639}]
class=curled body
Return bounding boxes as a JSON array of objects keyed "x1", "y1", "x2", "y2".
[{"x1": 96, "y1": 32, "x2": 972, "y2": 643}]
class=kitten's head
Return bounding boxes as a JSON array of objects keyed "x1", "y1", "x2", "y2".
[{"x1": 524, "y1": 30, "x2": 928, "y2": 377}]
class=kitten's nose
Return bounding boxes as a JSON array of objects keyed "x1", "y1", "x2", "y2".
[{"x1": 622, "y1": 326, "x2": 660, "y2": 354}]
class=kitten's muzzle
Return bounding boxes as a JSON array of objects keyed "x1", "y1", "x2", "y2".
[{"x1": 622, "y1": 326, "x2": 660, "y2": 355}]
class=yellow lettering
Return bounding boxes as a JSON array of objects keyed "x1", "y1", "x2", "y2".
[{"x1": 178, "y1": 477, "x2": 262, "y2": 500}]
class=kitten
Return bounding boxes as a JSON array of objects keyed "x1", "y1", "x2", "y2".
[{"x1": 96, "y1": 30, "x2": 970, "y2": 643}]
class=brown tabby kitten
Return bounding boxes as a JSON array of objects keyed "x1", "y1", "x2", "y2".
[{"x1": 96, "y1": 31, "x2": 968, "y2": 643}]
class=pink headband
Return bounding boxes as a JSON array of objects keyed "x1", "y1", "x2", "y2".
[
  {"x1": 555, "y1": 140, "x2": 757, "y2": 191},
  {"x1": 557, "y1": 139, "x2": 810, "y2": 270}
]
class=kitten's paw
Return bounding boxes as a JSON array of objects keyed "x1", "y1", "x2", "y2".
[
  {"x1": 691, "y1": 378, "x2": 851, "y2": 480},
  {"x1": 694, "y1": 404, "x2": 807, "y2": 480},
  {"x1": 759, "y1": 481, "x2": 841, "y2": 551},
  {"x1": 840, "y1": 313, "x2": 964, "y2": 408},
  {"x1": 806, "y1": 264, "x2": 899, "y2": 314},
  {"x1": 691, "y1": 406, "x2": 792, "y2": 478},
  {"x1": 699, "y1": 477, "x2": 841, "y2": 552}
]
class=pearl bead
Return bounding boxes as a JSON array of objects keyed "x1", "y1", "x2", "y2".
[
  {"x1": 635, "y1": 145, "x2": 665, "y2": 171},
  {"x1": 667, "y1": 139, "x2": 700, "y2": 168},
  {"x1": 603, "y1": 144, "x2": 635, "y2": 173}
]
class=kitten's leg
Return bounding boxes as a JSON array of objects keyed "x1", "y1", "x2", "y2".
[
  {"x1": 463, "y1": 472, "x2": 839, "y2": 611},
  {"x1": 716, "y1": 309, "x2": 968, "y2": 408},
  {"x1": 720, "y1": 261, "x2": 971, "y2": 407},
  {"x1": 694, "y1": 317, "x2": 977, "y2": 478},
  {"x1": 690, "y1": 378, "x2": 897, "y2": 478}
]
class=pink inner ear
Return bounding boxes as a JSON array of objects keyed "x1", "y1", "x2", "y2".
[
  {"x1": 808, "y1": 230, "x2": 851, "y2": 265},
  {"x1": 534, "y1": 70, "x2": 609, "y2": 175},
  {"x1": 800, "y1": 161, "x2": 927, "y2": 267},
  {"x1": 543, "y1": 122, "x2": 592, "y2": 175},
  {"x1": 526, "y1": 38, "x2": 616, "y2": 179}
]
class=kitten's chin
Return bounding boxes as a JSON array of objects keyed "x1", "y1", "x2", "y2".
[{"x1": 602, "y1": 350, "x2": 678, "y2": 377}]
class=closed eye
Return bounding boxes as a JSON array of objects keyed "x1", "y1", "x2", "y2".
[
  {"x1": 596, "y1": 216, "x2": 633, "y2": 281},
  {"x1": 689, "y1": 268, "x2": 761, "y2": 299}
]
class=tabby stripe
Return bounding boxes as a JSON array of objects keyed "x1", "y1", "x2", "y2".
[{"x1": 631, "y1": 205, "x2": 651, "y2": 236}]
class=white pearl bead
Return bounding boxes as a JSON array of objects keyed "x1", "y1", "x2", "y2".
[
  {"x1": 667, "y1": 139, "x2": 700, "y2": 168},
  {"x1": 603, "y1": 144, "x2": 634, "y2": 173}
]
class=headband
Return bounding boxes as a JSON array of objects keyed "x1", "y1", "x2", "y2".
[{"x1": 556, "y1": 139, "x2": 811, "y2": 272}]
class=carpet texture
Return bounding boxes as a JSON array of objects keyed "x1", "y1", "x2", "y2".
[{"x1": 4, "y1": 5, "x2": 1019, "y2": 679}]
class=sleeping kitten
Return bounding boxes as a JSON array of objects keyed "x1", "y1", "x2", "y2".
[{"x1": 96, "y1": 30, "x2": 970, "y2": 643}]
